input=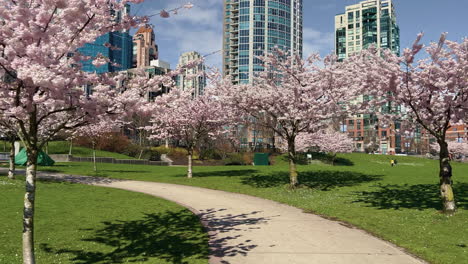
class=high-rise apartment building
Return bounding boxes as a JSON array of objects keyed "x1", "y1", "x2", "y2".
[
  {"x1": 79, "y1": 5, "x2": 133, "y2": 73},
  {"x1": 176, "y1": 51, "x2": 206, "y2": 97},
  {"x1": 223, "y1": 0, "x2": 303, "y2": 84},
  {"x1": 336, "y1": 0, "x2": 401, "y2": 154},
  {"x1": 133, "y1": 25, "x2": 159, "y2": 68},
  {"x1": 335, "y1": 0, "x2": 400, "y2": 61}
]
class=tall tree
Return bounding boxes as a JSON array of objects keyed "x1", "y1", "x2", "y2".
[
  {"x1": 72, "y1": 119, "x2": 120, "y2": 172},
  {"x1": 296, "y1": 130, "x2": 354, "y2": 165},
  {"x1": 146, "y1": 87, "x2": 235, "y2": 178},
  {"x1": 431, "y1": 141, "x2": 468, "y2": 159},
  {"x1": 219, "y1": 50, "x2": 356, "y2": 188},
  {"x1": 0, "y1": 1, "x2": 193, "y2": 262},
  {"x1": 348, "y1": 34, "x2": 468, "y2": 214}
]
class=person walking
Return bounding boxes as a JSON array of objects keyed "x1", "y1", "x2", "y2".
[{"x1": 390, "y1": 159, "x2": 395, "y2": 167}]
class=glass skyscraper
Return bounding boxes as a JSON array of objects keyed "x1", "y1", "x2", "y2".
[
  {"x1": 335, "y1": 0, "x2": 400, "y2": 61},
  {"x1": 223, "y1": 0, "x2": 303, "y2": 84},
  {"x1": 335, "y1": 0, "x2": 401, "y2": 154},
  {"x1": 79, "y1": 5, "x2": 133, "y2": 73}
]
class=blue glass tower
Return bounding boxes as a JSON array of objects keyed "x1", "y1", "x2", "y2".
[
  {"x1": 223, "y1": 0, "x2": 303, "y2": 84},
  {"x1": 79, "y1": 5, "x2": 133, "y2": 73}
]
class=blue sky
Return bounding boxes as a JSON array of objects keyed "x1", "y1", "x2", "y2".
[{"x1": 134, "y1": 0, "x2": 467, "y2": 69}]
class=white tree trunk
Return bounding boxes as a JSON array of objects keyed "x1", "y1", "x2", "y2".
[
  {"x1": 187, "y1": 153, "x2": 193, "y2": 179},
  {"x1": 288, "y1": 139, "x2": 298, "y2": 188},
  {"x1": 68, "y1": 139, "x2": 73, "y2": 156},
  {"x1": 23, "y1": 149, "x2": 38, "y2": 264},
  {"x1": 93, "y1": 143, "x2": 97, "y2": 172},
  {"x1": 8, "y1": 139, "x2": 15, "y2": 180},
  {"x1": 439, "y1": 140, "x2": 456, "y2": 214}
]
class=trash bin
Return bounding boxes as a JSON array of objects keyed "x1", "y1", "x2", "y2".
[{"x1": 253, "y1": 153, "x2": 270, "y2": 166}]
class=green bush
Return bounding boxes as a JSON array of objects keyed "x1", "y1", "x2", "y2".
[
  {"x1": 152, "y1": 146, "x2": 170, "y2": 155},
  {"x1": 198, "y1": 148, "x2": 222, "y2": 160},
  {"x1": 148, "y1": 150, "x2": 161, "y2": 161},
  {"x1": 224, "y1": 152, "x2": 253, "y2": 166},
  {"x1": 121, "y1": 144, "x2": 143, "y2": 158}
]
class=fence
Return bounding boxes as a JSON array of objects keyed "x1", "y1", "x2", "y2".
[
  {"x1": 47, "y1": 154, "x2": 171, "y2": 166},
  {"x1": 0, "y1": 152, "x2": 8, "y2": 162}
]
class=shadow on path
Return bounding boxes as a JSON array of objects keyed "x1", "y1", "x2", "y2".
[
  {"x1": 198, "y1": 208, "x2": 272, "y2": 262},
  {"x1": 40, "y1": 209, "x2": 270, "y2": 264},
  {"x1": 40, "y1": 210, "x2": 209, "y2": 264},
  {"x1": 242, "y1": 171, "x2": 382, "y2": 190},
  {"x1": 353, "y1": 183, "x2": 468, "y2": 210},
  {"x1": 37, "y1": 172, "x2": 123, "y2": 185}
]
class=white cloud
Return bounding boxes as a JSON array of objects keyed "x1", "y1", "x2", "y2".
[
  {"x1": 140, "y1": 0, "x2": 224, "y2": 69},
  {"x1": 302, "y1": 27, "x2": 335, "y2": 56}
]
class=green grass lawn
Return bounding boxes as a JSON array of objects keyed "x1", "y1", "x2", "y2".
[
  {"x1": 0, "y1": 140, "x2": 133, "y2": 159},
  {"x1": 39, "y1": 153, "x2": 468, "y2": 264},
  {"x1": 0, "y1": 176, "x2": 209, "y2": 264},
  {"x1": 47, "y1": 141, "x2": 134, "y2": 159}
]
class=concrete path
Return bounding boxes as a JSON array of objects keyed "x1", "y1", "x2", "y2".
[{"x1": 3, "y1": 169, "x2": 426, "y2": 264}]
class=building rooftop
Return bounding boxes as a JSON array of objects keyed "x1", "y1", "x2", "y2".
[{"x1": 136, "y1": 25, "x2": 153, "y2": 34}]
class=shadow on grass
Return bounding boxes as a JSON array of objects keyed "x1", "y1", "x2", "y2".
[
  {"x1": 191, "y1": 170, "x2": 258, "y2": 178},
  {"x1": 242, "y1": 171, "x2": 381, "y2": 190},
  {"x1": 41, "y1": 210, "x2": 209, "y2": 264},
  {"x1": 41, "y1": 209, "x2": 268, "y2": 264},
  {"x1": 281, "y1": 153, "x2": 354, "y2": 166},
  {"x1": 353, "y1": 183, "x2": 468, "y2": 210}
]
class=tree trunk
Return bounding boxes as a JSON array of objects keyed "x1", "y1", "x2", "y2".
[
  {"x1": 187, "y1": 151, "x2": 193, "y2": 179},
  {"x1": 138, "y1": 149, "x2": 144, "y2": 160},
  {"x1": 23, "y1": 148, "x2": 38, "y2": 264},
  {"x1": 8, "y1": 138, "x2": 15, "y2": 180},
  {"x1": 68, "y1": 139, "x2": 73, "y2": 156},
  {"x1": 92, "y1": 143, "x2": 97, "y2": 172},
  {"x1": 288, "y1": 139, "x2": 298, "y2": 188},
  {"x1": 331, "y1": 153, "x2": 336, "y2": 166},
  {"x1": 438, "y1": 140, "x2": 456, "y2": 214},
  {"x1": 139, "y1": 129, "x2": 142, "y2": 146}
]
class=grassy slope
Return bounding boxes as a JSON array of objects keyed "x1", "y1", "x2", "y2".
[
  {"x1": 1, "y1": 140, "x2": 134, "y2": 159},
  {"x1": 47, "y1": 141, "x2": 134, "y2": 159},
  {"x1": 0, "y1": 176, "x2": 209, "y2": 264},
  {"x1": 41, "y1": 153, "x2": 468, "y2": 264}
]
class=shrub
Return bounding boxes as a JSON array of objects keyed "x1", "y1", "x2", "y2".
[
  {"x1": 198, "y1": 148, "x2": 222, "y2": 160},
  {"x1": 121, "y1": 144, "x2": 143, "y2": 158},
  {"x1": 224, "y1": 152, "x2": 253, "y2": 166},
  {"x1": 152, "y1": 146, "x2": 189, "y2": 160},
  {"x1": 75, "y1": 132, "x2": 131, "y2": 154},
  {"x1": 224, "y1": 153, "x2": 244, "y2": 165},
  {"x1": 148, "y1": 150, "x2": 161, "y2": 161}
]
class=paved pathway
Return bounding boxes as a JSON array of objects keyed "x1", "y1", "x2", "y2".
[{"x1": 3, "y1": 169, "x2": 426, "y2": 264}]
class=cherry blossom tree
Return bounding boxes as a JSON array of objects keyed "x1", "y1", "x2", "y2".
[
  {"x1": 146, "y1": 87, "x2": 236, "y2": 178},
  {"x1": 0, "y1": 1, "x2": 194, "y2": 262},
  {"x1": 72, "y1": 119, "x2": 121, "y2": 172},
  {"x1": 431, "y1": 141, "x2": 468, "y2": 159},
  {"x1": 219, "y1": 50, "x2": 357, "y2": 187},
  {"x1": 348, "y1": 34, "x2": 468, "y2": 213},
  {"x1": 297, "y1": 130, "x2": 354, "y2": 165}
]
